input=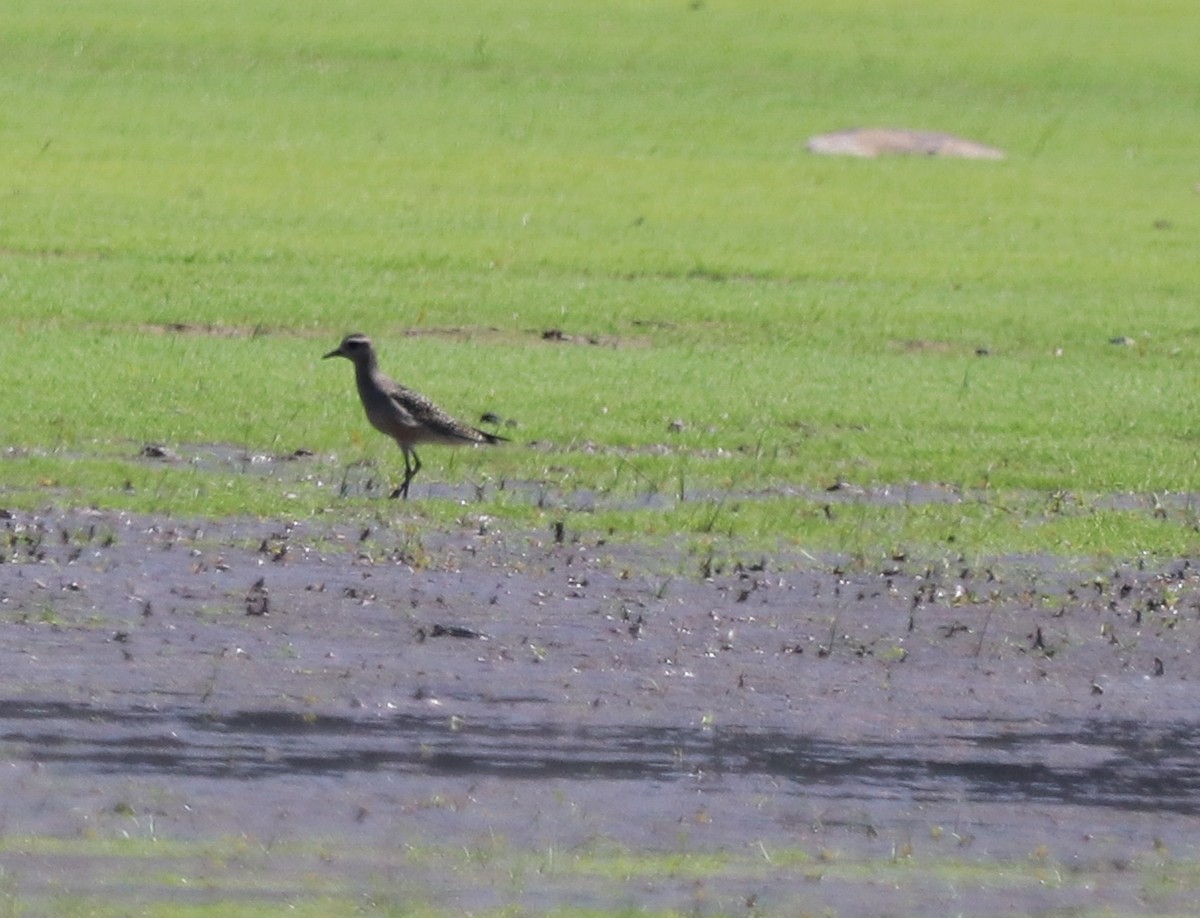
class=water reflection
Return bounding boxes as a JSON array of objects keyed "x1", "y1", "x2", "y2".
[{"x1": 2, "y1": 699, "x2": 1197, "y2": 815}]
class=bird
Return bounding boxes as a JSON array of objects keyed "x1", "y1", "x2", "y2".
[{"x1": 323, "y1": 333, "x2": 506, "y2": 499}]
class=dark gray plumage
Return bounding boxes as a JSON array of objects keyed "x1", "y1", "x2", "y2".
[{"x1": 323, "y1": 333, "x2": 506, "y2": 498}]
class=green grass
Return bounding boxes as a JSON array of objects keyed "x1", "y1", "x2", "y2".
[
  {"x1": 3, "y1": 0, "x2": 1200, "y2": 558},
  {"x1": 3, "y1": 832, "x2": 1197, "y2": 917}
]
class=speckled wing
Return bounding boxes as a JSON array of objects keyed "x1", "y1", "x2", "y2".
[{"x1": 386, "y1": 381, "x2": 506, "y2": 445}]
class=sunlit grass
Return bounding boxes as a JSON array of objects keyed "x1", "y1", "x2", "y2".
[
  {"x1": 1, "y1": 832, "x2": 1197, "y2": 917},
  {"x1": 2, "y1": 0, "x2": 1199, "y2": 559}
]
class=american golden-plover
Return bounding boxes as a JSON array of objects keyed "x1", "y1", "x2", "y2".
[{"x1": 323, "y1": 333, "x2": 506, "y2": 499}]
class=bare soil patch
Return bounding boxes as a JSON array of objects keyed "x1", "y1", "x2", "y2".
[
  {"x1": 807, "y1": 127, "x2": 1006, "y2": 160},
  {"x1": 2, "y1": 506, "x2": 1199, "y2": 914}
]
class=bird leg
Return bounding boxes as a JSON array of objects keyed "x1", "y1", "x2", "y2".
[{"x1": 390, "y1": 448, "x2": 422, "y2": 500}]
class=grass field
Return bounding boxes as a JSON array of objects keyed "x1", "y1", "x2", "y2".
[
  {"x1": 3, "y1": 0, "x2": 1200, "y2": 556},
  {"x1": 4, "y1": 831, "x2": 1195, "y2": 918}
]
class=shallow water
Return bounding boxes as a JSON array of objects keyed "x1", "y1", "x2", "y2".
[{"x1": 6, "y1": 698, "x2": 1198, "y2": 818}]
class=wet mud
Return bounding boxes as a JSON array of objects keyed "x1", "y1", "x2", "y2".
[{"x1": 2, "y1": 506, "x2": 1200, "y2": 914}]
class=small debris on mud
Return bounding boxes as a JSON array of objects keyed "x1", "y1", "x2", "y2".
[
  {"x1": 244, "y1": 577, "x2": 270, "y2": 616},
  {"x1": 419, "y1": 623, "x2": 489, "y2": 640},
  {"x1": 138, "y1": 443, "x2": 179, "y2": 461},
  {"x1": 1031, "y1": 626, "x2": 1046, "y2": 651},
  {"x1": 478, "y1": 411, "x2": 517, "y2": 429},
  {"x1": 825, "y1": 480, "x2": 863, "y2": 494}
]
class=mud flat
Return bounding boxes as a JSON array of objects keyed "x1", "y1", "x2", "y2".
[{"x1": 2, "y1": 507, "x2": 1199, "y2": 914}]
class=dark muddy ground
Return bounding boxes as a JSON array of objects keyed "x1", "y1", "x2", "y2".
[{"x1": 2, "y1": 505, "x2": 1200, "y2": 915}]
